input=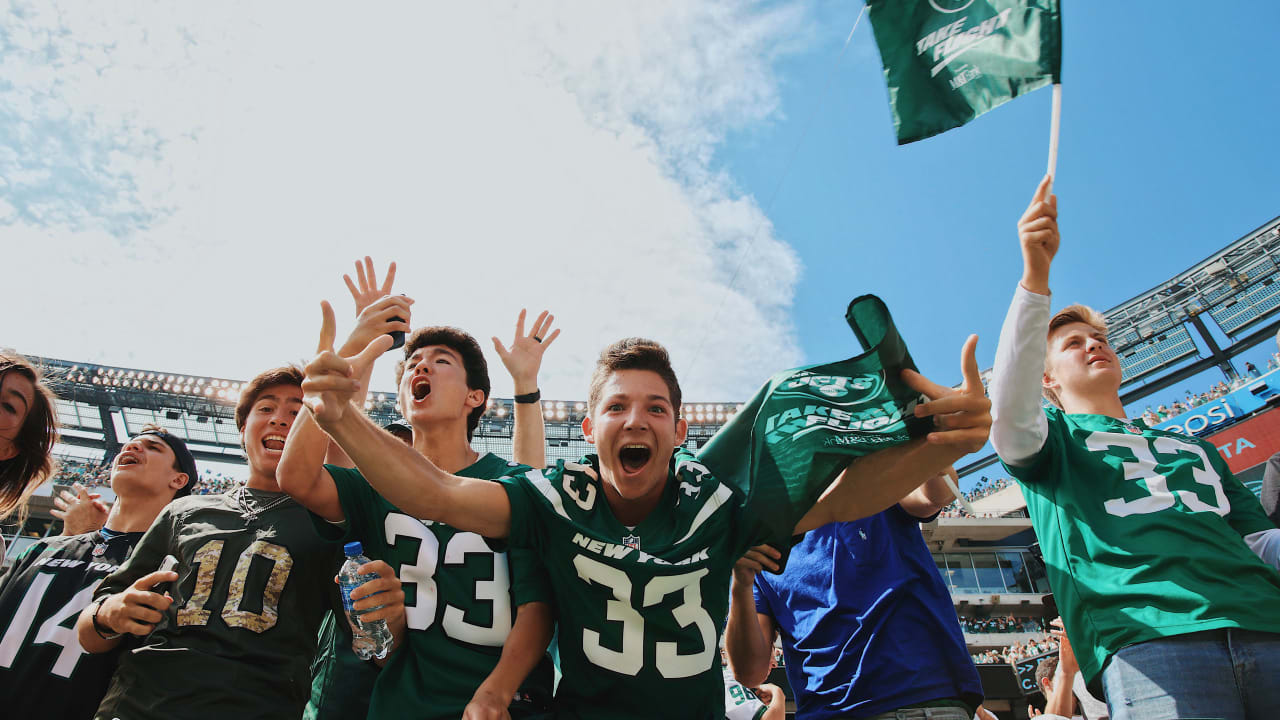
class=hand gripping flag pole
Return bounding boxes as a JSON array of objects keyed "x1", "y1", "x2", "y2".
[{"x1": 1046, "y1": 83, "x2": 1062, "y2": 194}]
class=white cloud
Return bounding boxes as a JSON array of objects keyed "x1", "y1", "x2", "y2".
[{"x1": 1, "y1": 0, "x2": 811, "y2": 401}]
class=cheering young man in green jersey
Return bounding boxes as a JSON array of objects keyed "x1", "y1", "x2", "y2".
[
  {"x1": 990, "y1": 176, "x2": 1280, "y2": 719},
  {"x1": 76, "y1": 365, "x2": 405, "y2": 720},
  {"x1": 0, "y1": 427, "x2": 195, "y2": 720},
  {"x1": 301, "y1": 302, "x2": 990, "y2": 719},
  {"x1": 281, "y1": 260, "x2": 558, "y2": 719}
]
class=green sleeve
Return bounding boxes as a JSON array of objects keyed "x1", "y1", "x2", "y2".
[
  {"x1": 95, "y1": 506, "x2": 177, "y2": 600},
  {"x1": 496, "y1": 474, "x2": 541, "y2": 553},
  {"x1": 1214, "y1": 452, "x2": 1276, "y2": 537},
  {"x1": 1004, "y1": 409, "x2": 1063, "y2": 487},
  {"x1": 508, "y1": 546, "x2": 551, "y2": 607},
  {"x1": 314, "y1": 464, "x2": 379, "y2": 545}
]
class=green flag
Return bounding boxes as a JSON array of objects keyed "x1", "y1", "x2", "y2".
[
  {"x1": 867, "y1": 0, "x2": 1062, "y2": 144},
  {"x1": 697, "y1": 295, "x2": 931, "y2": 548}
]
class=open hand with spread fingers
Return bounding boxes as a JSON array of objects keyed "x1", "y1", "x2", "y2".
[
  {"x1": 303, "y1": 301, "x2": 394, "y2": 426},
  {"x1": 340, "y1": 257, "x2": 412, "y2": 357},
  {"x1": 492, "y1": 309, "x2": 560, "y2": 395},
  {"x1": 52, "y1": 482, "x2": 110, "y2": 535},
  {"x1": 901, "y1": 335, "x2": 992, "y2": 454}
]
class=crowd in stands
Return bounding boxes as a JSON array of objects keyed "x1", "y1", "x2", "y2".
[
  {"x1": 938, "y1": 476, "x2": 1017, "y2": 519},
  {"x1": 971, "y1": 634, "x2": 1060, "y2": 665},
  {"x1": 49, "y1": 455, "x2": 243, "y2": 496},
  {"x1": 1141, "y1": 358, "x2": 1277, "y2": 424},
  {"x1": 959, "y1": 615, "x2": 1044, "y2": 634}
]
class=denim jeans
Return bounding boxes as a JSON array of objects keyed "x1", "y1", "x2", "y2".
[{"x1": 1102, "y1": 628, "x2": 1280, "y2": 720}]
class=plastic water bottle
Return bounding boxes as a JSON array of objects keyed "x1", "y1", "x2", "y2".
[{"x1": 337, "y1": 542, "x2": 394, "y2": 660}]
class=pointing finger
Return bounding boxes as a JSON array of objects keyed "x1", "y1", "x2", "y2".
[
  {"x1": 318, "y1": 301, "x2": 337, "y2": 354},
  {"x1": 959, "y1": 335, "x2": 982, "y2": 393},
  {"x1": 354, "y1": 333, "x2": 394, "y2": 367}
]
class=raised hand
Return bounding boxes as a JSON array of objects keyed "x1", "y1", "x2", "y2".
[
  {"x1": 733, "y1": 544, "x2": 781, "y2": 585},
  {"x1": 343, "y1": 256, "x2": 398, "y2": 316},
  {"x1": 342, "y1": 294, "x2": 413, "y2": 358},
  {"x1": 492, "y1": 309, "x2": 560, "y2": 394},
  {"x1": 1018, "y1": 174, "x2": 1059, "y2": 295},
  {"x1": 902, "y1": 335, "x2": 992, "y2": 454},
  {"x1": 52, "y1": 482, "x2": 110, "y2": 535},
  {"x1": 303, "y1": 301, "x2": 393, "y2": 425}
]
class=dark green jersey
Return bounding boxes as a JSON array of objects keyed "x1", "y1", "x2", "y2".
[
  {"x1": 1006, "y1": 408, "x2": 1280, "y2": 684},
  {"x1": 0, "y1": 530, "x2": 142, "y2": 720},
  {"x1": 93, "y1": 490, "x2": 341, "y2": 720},
  {"x1": 500, "y1": 450, "x2": 768, "y2": 720},
  {"x1": 305, "y1": 609, "x2": 376, "y2": 720},
  {"x1": 312, "y1": 454, "x2": 554, "y2": 720}
]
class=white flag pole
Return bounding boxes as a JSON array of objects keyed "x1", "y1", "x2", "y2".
[{"x1": 1045, "y1": 83, "x2": 1062, "y2": 193}]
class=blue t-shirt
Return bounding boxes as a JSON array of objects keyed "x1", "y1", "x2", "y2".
[{"x1": 753, "y1": 506, "x2": 982, "y2": 719}]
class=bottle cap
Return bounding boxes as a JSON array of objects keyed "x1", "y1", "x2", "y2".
[{"x1": 343, "y1": 541, "x2": 363, "y2": 557}]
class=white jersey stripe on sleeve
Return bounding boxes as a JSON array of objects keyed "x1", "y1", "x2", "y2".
[
  {"x1": 674, "y1": 485, "x2": 734, "y2": 546},
  {"x1": 527, "y1": 470, "x2": 574, "y2": 522}
]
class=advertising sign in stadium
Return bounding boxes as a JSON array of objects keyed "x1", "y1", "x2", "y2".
[
  {"x1": 1203, "y1": 406, "x2": 1280, "y2": 474},
  {"x1": 1155, "y1": 374, "x2": 1279, "y2": 437}
]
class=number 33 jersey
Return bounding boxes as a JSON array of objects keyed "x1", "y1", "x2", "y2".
[
  {"x1": 1006, "y1": 407, "x2": 1280, "y2": 685},
  {"x1": 0, "y1": 530, "x2": 143, "y2": 720},
  {"x1": 92, "y1": 491, "x2": 340, "y2": 720},
  {"x1": 500, "y1": 449, "x2": 762, "y2": 720}
]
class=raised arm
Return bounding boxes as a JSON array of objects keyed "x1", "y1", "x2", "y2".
[
  {"x1": 305, "y1": 302, "x2": 511, "y2": 538},
  {"x1": 492, "y1": 309, "x2": 559, "y2": 469},
  {"x1": 724, "y1": 545, "x2": 780, "y2": 688},
  {"x1": 279, "y1": 258, "x2": 412, "y2": 522},
  {"x1": 898, "y1": 466, "x2": 960, "y2": 519},
  {"x1": 794, "y1": 335, "x2": 992, "y2": 533},
  {"x1": 990, "y1": 176, "x2": 1058, "y2": 467}
]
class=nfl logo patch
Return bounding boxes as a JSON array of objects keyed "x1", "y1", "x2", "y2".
[
  {"x1": 1124, "y1": 424, "x2": 1143, "y2": 434},
  {"x1": 622, "y1": 534, "x2": 640, "y2": 550},
  {"x1": 92, "y1": 544, "x2": 107, "y2": 557}
]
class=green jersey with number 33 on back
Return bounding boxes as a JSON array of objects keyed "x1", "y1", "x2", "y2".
[{"x1": 1005, "y1": 408, "x2": 1280, "y2": 685}]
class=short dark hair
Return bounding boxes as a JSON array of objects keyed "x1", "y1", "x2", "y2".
[
  {"x1": 394, "y1": 327, "x2": 490, "y2": 441},
  {"x1": 1035, "y1": 655, "x2": 1059, "y2": 692},
  {"x1": 235, "y1": 366, "x2": 304, "y2": 432},
  {"x1": 588, "y1": 338, "x2": 682, "y2": 420},
  {"x1": 135, "y1": 423, "x2": 197, "y2": 499}
]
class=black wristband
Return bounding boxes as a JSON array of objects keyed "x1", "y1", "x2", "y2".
[
  {"x1": 92, "y1": 597, "x2": 123, "y2": 640},
  {"x1": 513, "y1": 389, "x2": 541, "y2": 404}
]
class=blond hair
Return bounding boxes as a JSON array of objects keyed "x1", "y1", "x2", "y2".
[{"x1": 1043, "y1": 304, "x2": 1109, "y2": 408}]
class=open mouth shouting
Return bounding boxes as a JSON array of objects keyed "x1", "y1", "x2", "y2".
[
  {"x1": 618, "y1": 443, "x2": 653, "y2": 476},
  {"x1": 115, "y1": 450, "x2": 142, "y2": 468},
  {"x1": 261, "y1": 434, "x2": 287, "y2": 453},
  {"x1": 411, "y1": 378, "x2": 432, "y2": 402}
]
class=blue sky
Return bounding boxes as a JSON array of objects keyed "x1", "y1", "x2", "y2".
[
  {"x1": 4, "y1": 2, "x2": 1277, "y2": 485},
  {"x1": 715, "y1": 1, "x2": 1279, "y2": 404}
]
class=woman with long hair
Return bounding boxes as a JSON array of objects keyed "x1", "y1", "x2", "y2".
[{"x1": 0, "y1": 353, "x2": 60, "y2": 533}]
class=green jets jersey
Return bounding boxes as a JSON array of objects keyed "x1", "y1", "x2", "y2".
[
  {"x1": 93, "y1": 490, "x2": 341, "y2": 720},
  {"x1": 0, "y1": 530, "x2": 142, "y2": 720},
  {"x1": 314, "y1": 454, "x2": 554, "y2": 720},
  {"x1": 500, "y1": 450, "x2": 770, "y2": 720},
  {"x1": 1006, "y1": 408, "x2": 1280, "y2": 685}
]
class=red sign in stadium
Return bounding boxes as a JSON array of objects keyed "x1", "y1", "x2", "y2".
[{"x1": 1205, "y1": 406, "x2": 1280, "y2": 473}]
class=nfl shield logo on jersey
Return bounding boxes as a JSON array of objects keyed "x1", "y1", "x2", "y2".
[
  {"x1": 622, "y1": 534, "x2": 640, "y2": 550},
  {"x1": 1124, "y1": 424, "x2": 1143, "y2": 434}
]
